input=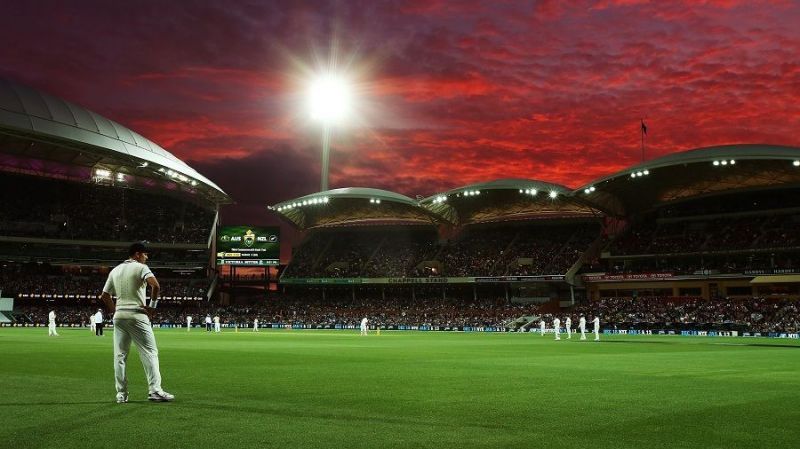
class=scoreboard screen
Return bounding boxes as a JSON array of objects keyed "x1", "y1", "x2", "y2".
[{"x1": 216, "y1": 226, "x2": 280, "y2": 266}]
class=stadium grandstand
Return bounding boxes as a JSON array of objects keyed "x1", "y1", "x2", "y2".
[
  {"x1": 0, "y1": 78, "x2": 231, "y2": 322},
  {"x1": 1, "y1": 76, "x2": 798, "y2": 335},
  {"x1": 270, "y1": 145, "x2": 800, "y2": 334}
]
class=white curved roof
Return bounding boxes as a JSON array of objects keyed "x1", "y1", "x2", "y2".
[{"x1": 0, "y1": 78, "x2": 227, "y2": 197}]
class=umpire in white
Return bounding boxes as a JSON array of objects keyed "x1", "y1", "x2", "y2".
[{"x1": 100, "y1": 241, "x2": 174, "y2": 403}]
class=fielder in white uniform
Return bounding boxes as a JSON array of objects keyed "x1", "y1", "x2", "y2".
[
  {"x1": 89, "y1": 313, "x2": 96, "y2": 333},
  {"x1": 100, "y1": 241, "x2": 173, "y2": 403},
  {"x1": 539, "y1": 319, "x2": 546, "y2": 336},
  {"x1": 579, "y1": 315, "x2": 587, "y2": 340},
  {"x1": 213, "y1": 315, "x2": 221, "y2": 332},
  {"x1": 565, "y1": 316, "x2": 572, "y2": 340},
  {"x1": 553, "y1": 317, "x2": 561, "y2": 340},
  {"x1": 186, "y1": 315, "x2": 192, "y2": 331},
  {"x1": 360, "y1": 317, "x2": 368, "y2": 336},
  {"x1": 48, "y1": 310, "x2": 58, "y2": 336},
  {"x1": 593, "y1": 316, "x2": 600, "y2": 341},
  {"x1": 205, "y1": 314, "x2": 212, "y2": 332},
  {"x1": 94, "y1": 309, "x2": 105, "y2": 336},
  {"x1": 253, "y1": 318, "x2": 259, "y2": 332}
]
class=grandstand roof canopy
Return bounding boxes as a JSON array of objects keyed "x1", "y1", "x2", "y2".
[
  {"x1": 270, "y1": 188, "x2": 445, "y2": 229},
  {"x1": 271, "y1": 145, "x2": 800, "y2": 228},
  {"x1": 420, "y1": 178, "x2": 597, "y2": 225},
  {"x1": 0, "y1": 78, "x2": 231, "y2": 205},
  {"x1": 272, "y1": 181, "x2": 599, "y2": 229},
  {"x1": 576, "y1": 144, "x2": 800, "y2": 215}
]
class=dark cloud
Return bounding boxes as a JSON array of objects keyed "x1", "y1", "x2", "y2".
[{"x1": 1, "y1": 0, "x2": 799, "y2": 231}]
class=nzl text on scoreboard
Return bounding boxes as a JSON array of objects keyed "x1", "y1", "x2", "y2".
[{"x1": 216, "y1": 226, "x2": 280, "y2": 266}]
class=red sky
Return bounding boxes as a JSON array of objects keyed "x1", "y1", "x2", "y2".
[{"x1": 2, "y1": 0, "x2": 800, "y2": 227}]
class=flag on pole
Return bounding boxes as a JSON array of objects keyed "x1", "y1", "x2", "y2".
[{"x1": 641, "y1": 120, "x2": 647, "y2": 135}]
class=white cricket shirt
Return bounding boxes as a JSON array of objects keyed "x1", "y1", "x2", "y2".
[{"x1": 103, "y1": 259, "x2": 154, "y2": 312}]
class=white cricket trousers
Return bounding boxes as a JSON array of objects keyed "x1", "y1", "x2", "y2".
[
  {"x1": 48, "y1": 323, "x2": 58, "y2": 336},
  {"x1": 113, "y1": 313, "x2": 163, "y2": 394}
]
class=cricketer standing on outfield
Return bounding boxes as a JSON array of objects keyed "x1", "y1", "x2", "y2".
[
  {"x1": 565, "y1": 316, "x2": 572, "y2": 339},
  {"x1": 213, "y1": 315, "x2": 221, "y2": 332},
  {"x1": 553, "y1": 317, "x2": 561, "y2": 340},
  {"x1": 579, "y1": 315, "x2": 587, "y2": 340},
  {"x1": 539, "y1": 319, "x2": 546, "y2": 336},
  {"x1": 48, "y1": 310, "x2": 58, "y2": 336},
  {"x1": 100, "y1": 241, "x2": 174, "y2": 403},
  {"x1": 186, "y1": 315, "x2": 192, "y2": 331},
  {"x1": 593, "y1": 316, "x2": 601, "y2": 341},
  {"x1": 360, "y1": 317, "x2": 368, "y2": 336},
  {"x1": 253, "y1": 318, "x2": 259, "y2": 332},
  {"x1": 94, "y1": 309, "x2": 104, "y2": 336}
]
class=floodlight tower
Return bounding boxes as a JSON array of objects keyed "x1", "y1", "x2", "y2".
[{"x1": 308, "y1": 74, "x2": 351, "y2": 192}]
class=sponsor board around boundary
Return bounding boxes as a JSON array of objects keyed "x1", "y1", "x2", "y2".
[
  {"x1": 5, "y1": 323, "x2": 797, "y2": 339},
  {"x1": 582, "y1": 273, "x2": 675, "y2": 281},
  {"x1": 280, "y1": 275, "x2": 565, "y2": 285}
]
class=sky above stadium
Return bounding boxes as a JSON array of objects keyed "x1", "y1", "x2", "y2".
[{"x1": 2, "y1": 0, "x2": 800, "y2": 226}]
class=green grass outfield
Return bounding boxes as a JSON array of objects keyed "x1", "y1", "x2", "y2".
[{"x1": 1, "y1": 328, "x2": 799, "y2": 448}]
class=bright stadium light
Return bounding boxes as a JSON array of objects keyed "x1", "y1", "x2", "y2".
[
  {"x1": 794, "y1": 160, "x2": 800, "y2": 167},
  {"x1": 308, "y1": 75, "x2": 352, "y2": 124},
  {"x1": 308, "y1": 74, "x2": 353, "y2": 192},
  {"x1": 549, "y1": 191, "x2": 558, "y2": 199}
]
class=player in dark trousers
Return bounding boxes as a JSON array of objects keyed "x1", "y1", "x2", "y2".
[{"x1": 94, "y1": 309, "x2": 104, "y2": 336}]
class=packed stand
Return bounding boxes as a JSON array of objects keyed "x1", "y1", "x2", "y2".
[
  {"x1": 1, "y1": 264, "x2": 207, "y2": 300},
  {"x1": 11, "y1": 296, "x2": 540, "y2": 329},
  {"x1": 572, "y1": 296, "x2": 800, "y2": 333},
  {"x1": 283, "y1": 223, "x2": 600, "y2": 278},
  {"x1": 504, "y1": 223, "x2": 598, "y2": 275},
  {"x1": 0, "y1": 173, "x2": 214, "y2": 243}
]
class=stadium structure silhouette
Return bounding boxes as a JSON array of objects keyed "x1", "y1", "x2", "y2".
[{"x1": 1, "y1": 78, "x2": 800, "y2": 332}]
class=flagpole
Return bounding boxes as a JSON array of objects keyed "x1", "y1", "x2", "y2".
[{"x1": 640, "y1": 119, "x2": 646, "y2": 162}]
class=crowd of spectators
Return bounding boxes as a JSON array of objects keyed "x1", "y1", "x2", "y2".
[
  {"x1": 284, "y1": 223, "x2": 599, "y2": 278},
  {"x1": 439, "y1": 228, "x2": 514, "y2": 276},
  {"x1": 0, "y1": 173, "x2": 214, "y2": 244},
  {"x1": 572, "y1": 296, "x2": 799, "y2": 333},
  {"x1": 603, "y1": 252, "x2": 800, "y2": 276},
  {"x1": 1, "y1": 266, "x2": 207, "y2": 300},
  {"x1": 12, "y1": 296, "x2": 540, "y2": 329},
  {"x1": 12, "y1": 295, "x2": 799, "y2": 333},
  {"x1": 611, "y1": 194, "x2": 800, "y2": 257}
]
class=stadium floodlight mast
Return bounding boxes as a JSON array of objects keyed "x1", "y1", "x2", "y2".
[{"x1": 308, "y1": 74, "x2": 352, "y2": 191}]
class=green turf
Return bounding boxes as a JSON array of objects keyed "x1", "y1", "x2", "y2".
[{"x1": 1, "y1": 328, "x2": 799, "y2": 448}]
